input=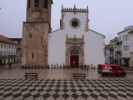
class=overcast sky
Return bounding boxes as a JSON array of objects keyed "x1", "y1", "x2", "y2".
[{"x1": 0, "y1": 0, "x2": 133, "y2": 42}]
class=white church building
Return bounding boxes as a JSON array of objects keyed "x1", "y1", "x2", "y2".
[{"x1": 48, "y1": 6, "x2": 105, "y2": 67}]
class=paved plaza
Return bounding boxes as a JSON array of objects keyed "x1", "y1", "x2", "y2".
[
  {"x1": 0, "y1": 67, "x2": 133, "y2": 100},
  {"x1": 0, "y1": 79, "x2": 133, "y2": 100},
  {"x1": 0, "y1": 67, "x2": 133, "y2": 80}
]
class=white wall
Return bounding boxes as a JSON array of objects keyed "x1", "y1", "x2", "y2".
[
  {"x1": 118, "y1": 31, "x2": 133, "y2": 58},
  {"x1": 48, "y1": 30, "x2": 66, "y2": 65},
  {"x1": 84, "y1": 30, "x2": 105, "y2": 65},
  {"x1": 48, "y1": 29, "x2": 105, "y2": 66}
]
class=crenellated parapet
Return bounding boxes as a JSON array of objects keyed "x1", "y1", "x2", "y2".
[{"x1": 62, "y1": 5, "x2": 88, "y2": 13}]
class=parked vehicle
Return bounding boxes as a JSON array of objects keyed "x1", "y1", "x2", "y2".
[
  {"x1": 98, "y1": 64, "x2": 126, "y2": 77},
  {"x1": 98, "y1": 64, "x2": 112, "y2": 75},
  {"x1": 110, "y1": 64, "x2": 126, "y2": 77}
]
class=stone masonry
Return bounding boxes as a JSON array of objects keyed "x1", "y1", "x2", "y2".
[{"x1": 22, "y1": 0, "x2": 53, "y2": 66}]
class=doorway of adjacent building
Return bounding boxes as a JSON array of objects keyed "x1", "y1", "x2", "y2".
[{"x1": 70, "y1": 55, "x2": 79, "y2": 67}]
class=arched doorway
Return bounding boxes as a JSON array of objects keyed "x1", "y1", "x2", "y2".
[{"x1": 65, "y1": 36, "x2": 84, "y2": 67}]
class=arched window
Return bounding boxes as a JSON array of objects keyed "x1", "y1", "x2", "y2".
[
  {"x1": 34, "y1": 0, "x2": 39, "y2": 7},
  {"x1": 44, "y1": 0, "x2": 48, "y2": 9}
]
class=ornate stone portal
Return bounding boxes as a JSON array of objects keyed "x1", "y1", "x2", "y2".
[{"x1": 66, "y1": 35, "x2": 84, "y2": 66}]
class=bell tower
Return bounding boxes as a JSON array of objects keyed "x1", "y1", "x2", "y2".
[
  {"x1": 22, "y1": 0, "x2": 53, "y2": 66},
  {"x1": 26, "y1": 0, "x2": 52, "y2": 30}
]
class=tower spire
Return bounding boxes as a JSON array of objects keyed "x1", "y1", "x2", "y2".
[
  {"x1": 61, "y1": 4, "x2": 63, "y2": 9},
  {"x1": 74, "y1": 4, "x2": 76, "y2": 10}
]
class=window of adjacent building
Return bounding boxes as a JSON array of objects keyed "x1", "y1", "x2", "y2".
[
  {"x1": 10, "y1": 44, "x2": 12, "y2": 49},
  {"x1": 13, "y1": 45, "x2": 15, "y2": 49},
  {"x1": 123, "y1": 45, "x2": 129, "y2": 51},
  {"x1": 9, "y1": 44, "x2": 11, "y2": 49},
  {"x1": 0, "y1": 43, "x2": 2, "y2": 48},
  {"x1": 123, "y1": 35, "x2": 128, "y2": 41},
  {"x1": 9, "y1": 45, "x2": 11, "y2": 48},
  {"x1": 4, "y1": 44, "x2": 6, "y2": 48},
  {"x1": 7, "y1": 44, "x2": 9, "y2": 48},
  {"x1": 10, "y1": 45, "x2": 11, "y2": 49},
  {"x1": 118, "y1": 36, "x2": 122, "y2": 41},
  {"x1": 44, "y1": 0, "x2": 48, "y2": 9},
  {"x1": 34, "y1": 0, "x2": 39, "y2": 8}
]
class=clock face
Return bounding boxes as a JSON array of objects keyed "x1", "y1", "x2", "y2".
[{"x1": 71, "y1": 18, "x2": 80, "y2": 28}]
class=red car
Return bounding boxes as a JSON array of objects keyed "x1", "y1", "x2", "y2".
[{"x1": 98, "y1": 64, "x2": 126, "y2": 77}]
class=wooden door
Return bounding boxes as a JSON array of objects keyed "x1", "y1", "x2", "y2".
[{"x1": 70, "y1": 55, "x2": 79, "y2": 67}]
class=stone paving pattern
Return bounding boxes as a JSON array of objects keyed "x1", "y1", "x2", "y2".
[{"x1": 0, "y1": 79, "x2": 133, "y2": 100}]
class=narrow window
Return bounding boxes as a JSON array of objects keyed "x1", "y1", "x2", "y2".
[
  {"x1": 34, "y1": 0, "x2": 39, "y2": 8},
  {"x1": 28, "y1": 0, "x2": 30, "y2": 8},
  {"x1": 32, "y1": 53, "x2": 34, "y2": 59},
  {"x1": 44, "y1": 0, "x2": 48, "y2": 9}
]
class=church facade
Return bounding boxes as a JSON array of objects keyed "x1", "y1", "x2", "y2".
[
  {"x1": 48, "y1": 6, "x2": 105, "y2": 66},
  {"x1": 22, "y1": 0, "x2": 105, "y2": 67}
]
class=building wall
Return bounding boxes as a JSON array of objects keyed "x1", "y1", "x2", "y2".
[
  {"x1": 22, "y1": 22, "x2": 49, "y2": 65},
  {"x1": 48, "y1": 7, "x2": 105, "y2": 67},
  {"x1": 117, "y1": 26, "x2": 133, "y2": 67},
  {"x1": 0, "y1": 42, "x2": 17, "y2": 65},
  {"x1": 48, "y1": 30, "x2": 66, "y2": 65},
  {"x1": 84, "y1": 30, "x2": 105, "y2": 66},
  {"x1": 22, "y1": 0, "x2": 52, "y2": 66},
  {"x1": 48, "y1": 8, "x2": 88, "y2": 65},
  {"x1": 9, "y1": 38, "x2": 22, "y2": 64},
  {"x1": 48, "y1": 29, "x2": 105, "y2": 66}
]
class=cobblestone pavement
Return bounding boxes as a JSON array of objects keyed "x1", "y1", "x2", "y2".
[
  {"x1": 0, "y1": 68, "x2": 133, "y2": 100},
  {"x1": 0, "y1": 79, "x2": 133, "y2": 100}
]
